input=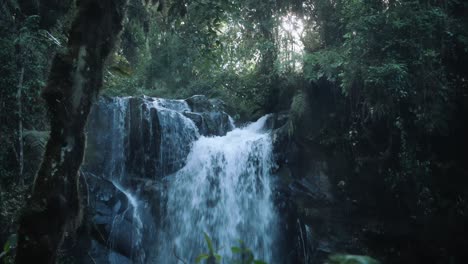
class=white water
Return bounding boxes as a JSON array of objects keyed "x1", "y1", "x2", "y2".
[
  {"x1": 89, "y1": 97, "x2": 278, "y2": 263},
  {"x1": 156, "y1": 115, "x2": 278, "y2": 263},
  {"x1": 101, "y1": 97, "x2": 129, "y2": 181},
  {"x1": 109, "y1": 181, "x2": 144, "y2": 263},
  {"x1": 100, "y1": 98, "x2": 144, "y2": 263}
]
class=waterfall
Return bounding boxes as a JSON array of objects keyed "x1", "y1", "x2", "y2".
[
  {"x1": 156, "y1": 115, "x2": 278, "y2": 263},
  {"x1": 86, "y1": 96, "x2": 278, "y2": 263},
  {"x1": 108, "y1": 181, "x2": 144, "y2": 263},
  {"x1": 107, "y1": 97, "x2": 129, "y2": 181}
]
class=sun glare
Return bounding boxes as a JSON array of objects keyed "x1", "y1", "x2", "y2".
[
  {"x1": 279, "y1": 14, "x2": 305, "y2": 71},
  {"x1": 280, "y1": 14, "x2": 304, "y2": 48}
]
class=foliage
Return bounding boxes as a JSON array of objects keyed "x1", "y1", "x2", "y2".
[
  {"x1": 230, "y1": 240, "x2": 266, "y2": 264},
  {"x1": 101, "y1": 0, "x2": 305, "y2": 119},
  {"x1": 196, "y1": 232, "x2": 222, "y2": 264},
  {"x1": 0, "y1": 234, "x2": 17, "y2": 264},
  {"x1": 327, "y1": 254, "x2": 380, "y2": 264},
  {"x1": 196, "y1": 233, "x2": 267, "y2": 264},
  {"x1": 0, "y1": 183, "x2": 27, "y2": 262},
  {"x1": 0, "y1": 0, "x2": 466, "y2": 262},
  {"x1": 0, "y1": 2, "x2": 66, "y2": 186},
  {"x1": 288, "y1": 90, "x2": 308, "y2": 137},
  {"x1": 301, "y1": 0, "x2": 468, "y2": 262},
  {"x1": 304, "y1": 49, "x2": 343, "y2": 83}
]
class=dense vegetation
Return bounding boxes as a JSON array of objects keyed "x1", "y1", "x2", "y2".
[
  {"x1": 0, "y1": 0, "x2": 467, "y2": 263},
  {"x1": 301, "y1": 1, "x2": 468, "y2": 262}
]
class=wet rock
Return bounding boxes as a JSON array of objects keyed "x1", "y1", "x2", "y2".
[
  {"x1": 88, "y1": 240, "x2": 133, "y2": 264},
  {"x1": 183, "y1": 95, "x2": 233, "y2": 136},
  {"x1": 183, "y1": 111, "x2": 232, "y2": 136},
  {"x1": 264, "y1": 112, "x2": 289, "y2": 130},
  {"x1": 201, "y1": 112, "x2": 232, "y2": 136},
  {"x1": 86, "y1": 96, "x2": 166, "y2": 179},
  {"x1": 272, "y1": 114, "x2": 365, "y2": 263},
  {"x1": 86, "y1": 95, "x2": 234, "y2": 179},
  {"x1": 185, "y1": 95, "x2": 225, "y2": 112},
  {"x1": 85, "y1": 174, "x2": 143, "y2": 261},
  {"x1": 85, "y1": 96, "x2": 124, "y2": 176},
  {"x1": 81, "y1": 95, "x2": 237, "y2": 263},
  {"x1": 126, "y1": 97, "x2": 162, "y2": 178},
  {"x1": 289, "y1": 175, "x2": 334, "y2": 207}
]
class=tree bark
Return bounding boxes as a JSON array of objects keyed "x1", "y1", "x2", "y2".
[
  {"x1": 17, "y1": 67, "x2": 24, "y2": 185},
  {"x1": 15, "y1": 1, "x2": 128, "y2": 263}
]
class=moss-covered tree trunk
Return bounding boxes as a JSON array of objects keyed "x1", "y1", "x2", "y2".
[{"x1": 15, "y1": 0, "x2": 128, "y2": 263}]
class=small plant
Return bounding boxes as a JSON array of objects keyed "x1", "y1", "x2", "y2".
[
  {"x1": 195, "y1": 232, "x2": 222, "y2": 264},
  {"x1": 195, "y1": 233, "x2": 267, "y2": 264},
  {"x1": 231, "y1": 240, "x2": 266, "y2": 264},
  {"x1": 327, "y1": 254, "x2": 380, "y2": 264},
  {"x1": 0, "y1": 234, "x2": 17, "y2": 264}
]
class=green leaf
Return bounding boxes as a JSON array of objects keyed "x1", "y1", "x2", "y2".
[
  {"x1": 109, "y1": 53, "x2": 133, "y2": 77},
  {"x1": 195, "y1": 253, "x2": 209, "y2": 263},
  {"x1": 3, "y1": 241, "x2": 9, "y2": 253},
  {"x1": 328, "y1": 254, "x2": 380, "y2": 264},
  {"x1": 231, "y1": 246, "x2": 242, "y2": 254},
  {"x1": 3, "y1": 234, "x2": 17, "y2": 252},
  {"x1": 246, "y1": 251, "x2": 255, "y2": 262},
  {"x1": 203, "y1": 232, "x2": 215, "y2": 254}
]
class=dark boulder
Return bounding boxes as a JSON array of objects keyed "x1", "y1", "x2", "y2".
[
  {"x1": 184, "y1": 95, "x2": 233, "y2": 136},
  {"x1": 185, "y1": 95, "x2": 225, "y2": 112},
  {"x1": 264, "y1": 112, "x2": 289, "y2": 130},
  {"x1": 272, "y1": 113, "x2": 366, "y2": 263},
  {"x1": 68, "y1": 173, "x2": 164, "y2": 264},
  {"x1": 85, "y1": 174, "x2": 143, "y2": 261},
  {"x1": 126, "y1": 97, "x2": 162, "y2": 178},
  {"x1": 183, "y1": 111, "x2": 232, "y2": 137}
]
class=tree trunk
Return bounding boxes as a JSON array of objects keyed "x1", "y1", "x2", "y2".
[
  {"x1": 15, "y1": 1, "x2": 128, "y2": 263},
  {"x1": 17, "y1": 67, "x2": 24, "y2": 185}
]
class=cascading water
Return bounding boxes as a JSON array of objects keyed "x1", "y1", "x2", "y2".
[
  {"x1": 107, "y1": 97, "x2": 129, "y2": 181},
  {"x1": 108, "y1": 181, "x2": 144, "y2": 263},
  {"x1": 89, "y1": 97, "x2": 145, "y2": 263},
  {"x1": 86, "y1": 96, "x2": 278, "y2": 263},
  {"x1": 156, "y1": 115, "x2": 278, "y2": 263}
]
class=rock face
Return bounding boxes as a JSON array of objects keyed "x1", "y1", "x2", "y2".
[
  {"x1": 183, "y1": 95, "x2": 233, "y2": 136},
  {"x1": 77, "y1": 95, "x2": 235, "y2": 263},
  {"x1": 81, "y1": 94, "x2": 355, "y2": 264},
  {"x1": 185, "y1": 94, "x2": 226, "y2": 112},
  {"x1": 270, "y1": 88, "x2": 369, "y2": 263},
  {"x1": 85, "y1": 174, "x2": 143, "y2": 263},
  {"x1": 23, "y1": 94, "x2": 356, "y2": 264},
  {"x1": 271, "y1": 124, "x2": 352, "y2": 263},
  {"x1": 85, "y1": 95, "x2": 233, "y2": 180}
]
